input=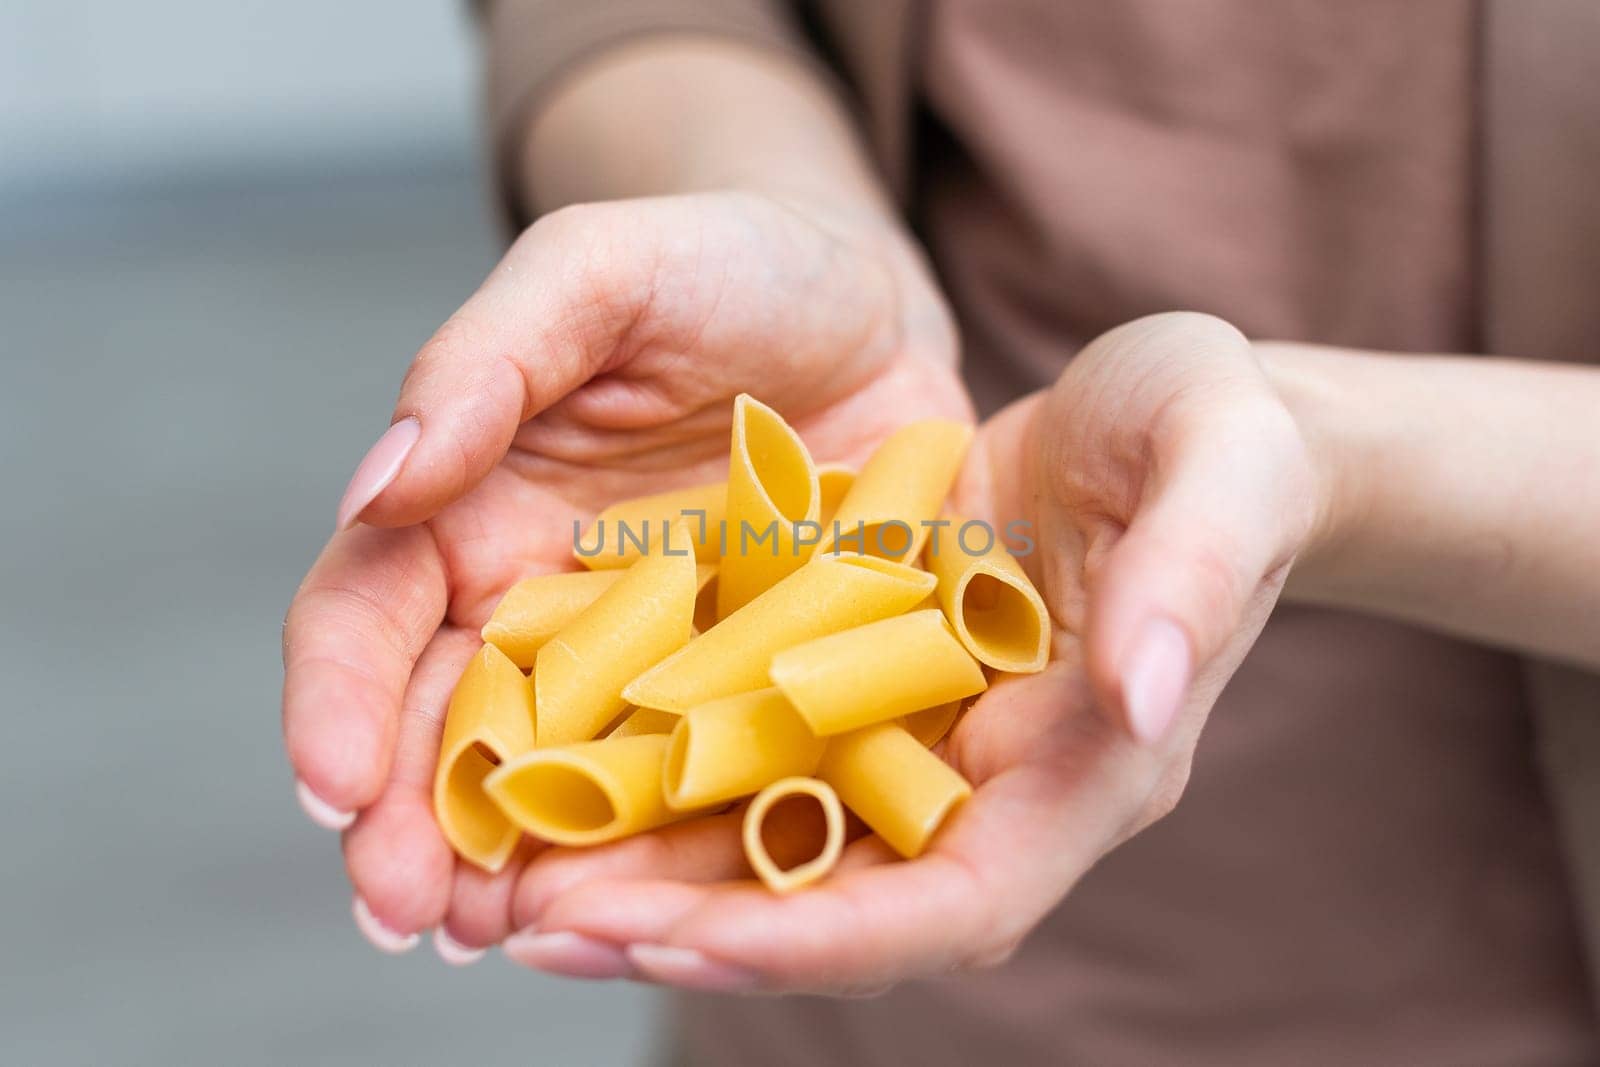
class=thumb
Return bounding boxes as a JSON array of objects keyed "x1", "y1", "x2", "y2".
[
  {"x1": 1084, "y1": 399, "x2": 1315, "y2": 747},
  {"x1": 333, "y1": 212, "x2": 644, "y2": 529}
]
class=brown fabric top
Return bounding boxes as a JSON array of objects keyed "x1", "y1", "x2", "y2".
[
  {"x1": 919, "y1": 0, "x2": 1480, "y2": 412},
  {"x1": 477, "y1": 1, "x2": 1600, "y2": 1063}
]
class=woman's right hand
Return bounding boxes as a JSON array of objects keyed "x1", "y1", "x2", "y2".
[{"x1": 280, "y1": 189, "x2": 973, "y2": 958}]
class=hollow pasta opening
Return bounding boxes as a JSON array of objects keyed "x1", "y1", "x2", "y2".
[
  {"x1": 960, "y1": 573, "x2": 1044, "y2": 664},
  {"x1": 743, "y1": 404, "x2": 814, "y2": 521},
  {"x1": 510, "y1": 762, "x2": 617, "y2": 835},
  {"x1": 759, "y1": 793, "x2": 830, "y2": 873},
  {"x1": 444, "y1": 741, "x2": 508, "y2": 854}
]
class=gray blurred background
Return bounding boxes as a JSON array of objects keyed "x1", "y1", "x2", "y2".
[{"x1": 0, "y1": 2, "x2": 657, "y2": 1063}]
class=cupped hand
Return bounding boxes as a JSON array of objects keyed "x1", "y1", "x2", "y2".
[
  {"x1": 280, "y1": 191, "x2": 971, "y2": 956},
  {"x1": 495, "y1": 312, "x2": 1329, "y2": 993}
]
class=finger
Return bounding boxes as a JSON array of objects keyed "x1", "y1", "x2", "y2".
[
  {"x1": 342, "y1": 627, "x2": 477, "y2": 944},
  {"x1": 1063, "y1": 314, "x2": 1316, "y2": 745},
  {"x1": 536, "y1": 666, "x2": 1162, "y2": 994},
  {"x1": 344, "y1": 209, "x2": 657, "y2": 529},
  {"x1": 283, "y1": 524, "x2": 447, "y2": 817},
  {"x1": 437, "y1": 840, "x2": 541, "y2": 958},
  {"x1": 510, "y1": 809, "x2": 751, "y2": 933}
]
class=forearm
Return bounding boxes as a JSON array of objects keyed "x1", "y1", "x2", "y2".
[
  {"x1": 521, "y1": 38, "x2": 893, "y2": 224},
  {"x1": 1268, "y1": 343, "x2": 1600, "y2": 668}
]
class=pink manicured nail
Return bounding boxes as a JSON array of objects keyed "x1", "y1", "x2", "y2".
[
  {"x1": 625, "y1": 944, "x2": 761, "y2": 993},
  {"x1": 433, "y1": 927, "x2": 486, "y2": 967},
  {"x1": 295, "y1": 778, "x2": 355, "y2": 831},
  {"x1": 352, "y1": 895, "x2": 419, "y2": 955},
  {"x1": 335, "y1": 416, "x2": 420, "y2": 531},
  {"x1": 1122, "y1": 617, "x2": 1191, "y2": 745},
  {"x1": 504, "y1": 930, "x2": 633, "y2": 980}
]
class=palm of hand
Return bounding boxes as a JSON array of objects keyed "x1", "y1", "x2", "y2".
[
  {"x1": 285, "y1": 190, "x2": 976, "y2": 968},
  {"x1": 475, "y1": 315, "x2": 1317, "y2": 994}
]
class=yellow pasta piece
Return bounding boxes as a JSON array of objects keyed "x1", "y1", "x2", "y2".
[
  {"x1": 716, "y1": 394, "x2": 821, "y2": 617},
  {"x1": 770, "y1": 609, "x2": 987, "y2": 736},
  {"x1": 607, "y1": 706, "x2": 679, "y2": 739},
  {"x1": 483, "y1": 565, "x2": 716, "y2": 669},
  {"x1": 927, "y1": 515, "x2": 1050, "y2": 673},
  {"x1": 535, "y1": 528, "x2": 698, "y2": 746},
  {"x1": 816, "y1": 462, "x2": 856, "y2": 529},
  {"x1": 432, "y1": 644, "x2": 537, "y2": 872},
  {"x1": 480, "y1": 570, "x2": 624, "y2": 669},
  {"x1": 692, "y1": 565, "x2": 720, "y2": 634},
  {"x1": 485, "y1": 734, "x2": 689, "y2": 847},
  {"x1": 819, "y1": 722, "x2": 971, "y2": 859},
  {"x1": 900, "y1": 700, "x2": 963, "y2": 748},
  {"x1": 662, "y1": 688, "x2": 825, "y2": 810},
  {"x1": 742, "y1": 777, "x2": 845, "y2": 893},
  {"x1": 574, "y1": 482, "x2": 726, "y2": 569},
  {"x1": 824, "y1": 420, "x2": 973, "y2": 562},
  {"x1": 623, "y1": 553, "x2": 937, "y2": 713}
]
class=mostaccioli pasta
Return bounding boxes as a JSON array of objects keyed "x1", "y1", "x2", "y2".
[
  {"x1": 663, "y1": 688, "x2": 826, "y2": 810},
  {"x1": 770, "y1": 609, "x2": 988, "y2": 736},
  {"x1": 716, "y1": 394, "x2": 821, "y2": 617},
  {"x1": 742, "y1": 777, "x2": 846, "y2": 893},
  {"x1": 432, "y1": 644, "x2": 537, "y2": 872},
  {"x1": 623, "y1": 553, "x2": 935, "y2": 713},
  {"x1": 824, "y1": 419, "x2": 972, "y2": 561},
  {"x1": 486, "y1": 733, "x2": 693, "y2": 847},
  {"x1": 575, "y1": 481, "x2": 727, "y2": 569},
  {"x1": 432, "y1": 393, "x2": 1052, "y2": 894},
  {"x1": 819, "y1": 722, "x2": 973, "y2": 859},
  {"x1": 535, "y1": 529, "x2": 698, "y2": 747},
  {"x1": 484, "y1": 565, "x2": 717, "y2": 669},
  {"x1": 927, "y1": 515, "x2": 1051, "y2": 673}
]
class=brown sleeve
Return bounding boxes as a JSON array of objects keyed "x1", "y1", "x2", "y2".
[{"x1": 475, "y1": 0, "x2": 822, "y2": 231}]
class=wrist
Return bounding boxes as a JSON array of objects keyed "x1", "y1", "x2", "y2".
[{"x1": 1254, "y1": 343, "x2": 1378, "y2": 594}]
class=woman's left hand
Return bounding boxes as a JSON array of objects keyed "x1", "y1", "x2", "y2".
[{"x1": 491, "y1": 312, "x2": 1329, "y2": 994}]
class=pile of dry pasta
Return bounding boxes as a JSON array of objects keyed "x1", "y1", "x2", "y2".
[{"x1": 433, "y1": 394, "x2": 1050, "y2": 892}]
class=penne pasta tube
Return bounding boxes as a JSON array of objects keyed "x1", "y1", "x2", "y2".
[
  {"x1": 900, "y1": 699, "x2": 963, "y2": 748},
  {"x1": 662, "y1": 688, "x2": 826, "y2": 810},
  {"x1": 819, "y1": 722, "x2": 971, "y2": 859},
  {"x1": 717, "y1": 394, "x2": 822, "y2": 617},
  {"x1": 535, "y1": 527, "x2": 698, "y2": 746},
  {"x1": 927, "y1": 515, "x2": 1050, "y2": 673},
  {"x1": 606, "y1": 706, "x2": 679, "y2": 739},
  {"x1": 623, "y1": 553, "x2": 937, "y2": 713},
  {"x1": 823, "y1": 420, "x2": 973, "y2": 562},
  {"x1": 574, "y1": 482, "x2": 727, "y2": 569},
  {"x1": 485, "y1": 733, "x2": 690, "y2": 847},
  {"x1": 432, "y1": 644, "x2": 537, "y2": 872},
  {"x1": 484, "y1": 566, "x2": 717, "y2": 669},
  {"x1": 770, "y1": 609, "x2": 988, "y2": 736},
  {"x1": 481, "y1": 570, "x2": 623, "y2": 669},
  {"x1": 742, "y1": 777, "x2": 846, "y2": 893},
  {"x1": 815, "y1": 462, "x2": 856, "y2": 530}
]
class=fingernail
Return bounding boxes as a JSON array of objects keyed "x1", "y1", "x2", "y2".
[
  {"x1": 351, "y1": 895, "x2": 419, "y2": 955},
  {"x1": 625, "y1": 944, "x2": 761, "y2": 993},
  {"x1": 504, "y1": 930, "x2": 634, "y2": 980},
  {"x1": 295, "y1": 778, "x2": 355, "y2": 831},
  {"x1": 1122, "y1": 617, "x2": 1191, "y2": 745},
  {"x1": 335, "y1": 416, "x2": 420, "y2": 531},
  {"x1": 433, "y1": 927, "x2": 486, "y2": 967}
]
